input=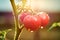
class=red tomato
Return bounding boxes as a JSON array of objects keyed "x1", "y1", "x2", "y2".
[
  {"x1": 23, "y1": 15, "x2": 41, "y2": 31},
  {"x1": 18, "y1": 11, "x2": 31, "y2": 23},
  {"x1": 37, "y1": 12, "x2": 50, "y2": 27}
]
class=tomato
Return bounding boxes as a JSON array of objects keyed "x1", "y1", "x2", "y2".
[
  {"x1": 18, "y1": 11, "x2": 31, "y2": 23},
  {"x1": 37, "y1": 12, "x2": 50, "y2": 27},
  {"x1": 23, "y1": 15, "x2": 41, "y2": 31}
]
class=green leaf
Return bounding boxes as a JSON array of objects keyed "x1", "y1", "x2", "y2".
[
  {"x1": 0, "y1": 29, "x2": 12, "y2": 40},
  {"x1": 48, "y1": 23, "x2": 57, "y2": 31},
  {"x1": 57, "y1": 22, "x2": 60, "y2": 27}
]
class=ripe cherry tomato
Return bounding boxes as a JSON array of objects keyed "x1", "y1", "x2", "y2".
[
  {"x1": 23, "y1": 15, "x2": 41, "y2": 31},
  {"x1": 37, "y1": 12, "x2": 50, "y2": 27},
  {"x1": 18, "y1": 11, "x2": 31, "y2": 23}
]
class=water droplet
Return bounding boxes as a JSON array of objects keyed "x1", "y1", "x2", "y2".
[
  {"x1": 30, "y1": 31, "x2": 33, "y2": 32},
  {"x1": 41, "y1": 26, "x2": 43, "y2": 29},
  {"x1": 28, "y1": 29, "x2": 34, "y2": 32}
]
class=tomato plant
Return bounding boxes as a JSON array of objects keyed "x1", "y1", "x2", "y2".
[{"x1": 10, "y1": 0, "x2": 51, "y2": 40}]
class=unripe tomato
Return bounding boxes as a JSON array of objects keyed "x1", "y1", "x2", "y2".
[
  {"x1": 37, "y1": 12, "x2": 50, "y2": 27},
  {"x1": 23, "y1": 15, "x2": 41, "y2": 31},
  {"x1": 18, "y1": 11, "x2": 31, "y2": 23}
]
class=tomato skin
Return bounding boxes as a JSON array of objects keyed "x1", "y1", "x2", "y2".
[
  {"x1": 18, "y1": 11, "x2": 31, "y2": 23},
  {"x1": 23, "y1": 15, "x2": 41, "y2": 31},
  {"x1": 37, "y1": 12, "x2": 50, "y2": 27}
]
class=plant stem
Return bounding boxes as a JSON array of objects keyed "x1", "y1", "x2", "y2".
[{"x1": 10, "y1": 0, "x2": 23, "y2": 40}]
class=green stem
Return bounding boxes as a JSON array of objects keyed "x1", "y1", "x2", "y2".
[{"x1": 10, "y1": 0, "x2": 23, "y2": 40}]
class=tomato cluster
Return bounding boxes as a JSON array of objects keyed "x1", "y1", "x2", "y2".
[{"x1": 18, "y1": 11, "x2": 50, "y2": 31}]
